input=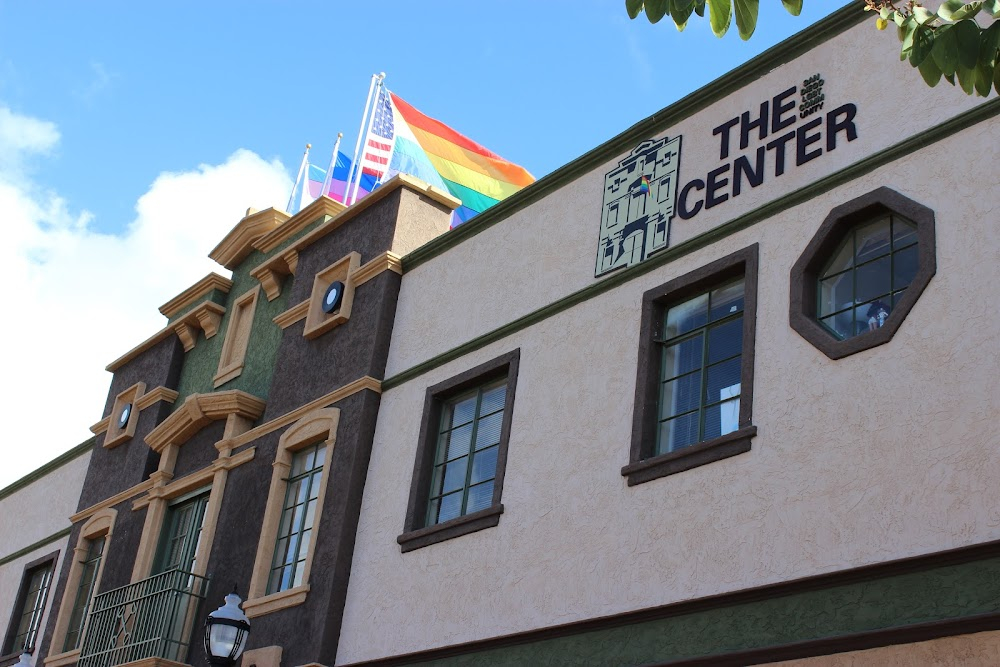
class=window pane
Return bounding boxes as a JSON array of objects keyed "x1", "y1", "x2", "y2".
[
  {"x1": 441, "y1": 424, "x2": 473, "y2": 461},
  {"x1": 818, "y1": 271, "x2": 852, "y2": 317},
  {"x1": 821, "y1": 237, "x2": 854, "y2": 278},
  {"x1": 470, "y1": 446, "x2": 498, "y2": 485},
  {"x1": 707, "y1": 317, "x2": 743, "y2": 364},
  {"x1": 278, "y1": 506, "x2": 294, "y2": 537},
  {"x1": 474, "y1": 412, "x2": 503, "y2": 450},
  {"x1": 855, "y1": 255, "x2": 891, "y2": 304},
  {"x1": 855, "y1": 217, "x2": 891, "y2": 263},
  {"x1": 436, "y1": 492, "x2": 463, "y2": 524},
  {"x1": 820, "y1": 311, "x2": 859, "y2": 339},
  {"x1": 440, "y1": 457, "x2": 468, "y2": 494},
  {"x1": 450, "y1": 395, "x2": 478, "y2": 428},
  {"x1": 313, "y1": 445, "x2": 326, "y2": 469},
  {"x1": 309, "y1": 471, "x2": 322, "y2": 500},
  {"x1": 479, "y1": 384, "x2": 506, "y2": 415},
  {"x1": 704, "y1": 398, "x2": 741, "y2": 440},
  {"x1": 659, "y1": 372, "x2": 702, "y2": 420},
  {"x1": 304, "y1": 498, "x2": 317, "y2": 529},
  {"x1": 893, "y1": 243, "x2": 919, "y2": 289},
  {"x1": 466, "y1": 481, "x2": 494, "y2": 514},
  {"x1": 892, "y1": 217, "x2": 917, "y2": 249},
  {"x1": 856, "y1": 299, "x2": 892, "y2": 332},
  {"x1": 290, "y1": 450, "x2": 309, "y2": 476},
  {"x1": 892, "y1": 289, "x2": 907, "y2": 309},
  {"x1": 705, "y1": 357, "x2": 741, "y2": 405},
  {"x1": 665, "y1": 293, "x2": 708, "y2": 339},
  {"x1": 709, "y1": 280, "x2": 744, "y2": 321},
  {"x1": 658, "y1": 412, "x2": 700, "y2": 453},
  {"x1": 662, "y1": 334, "x2": 703, "y2": 381},
  {"x1": 297, "y1": 529, "x2": 311, "y2": 563}
]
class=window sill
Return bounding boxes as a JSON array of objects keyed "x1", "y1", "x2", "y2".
[
  {"x1": 242, "y1": 584, "x2": 309, "y2": 618},
  {"x1": 44, "y1": 649, "x2": 81, "y2": 667},
  {"x1": 397, "y1": 504, "x2": 504, "y2": 553},
  {"x1": 622, "y1": 425, "x2": 757, "y2": 486}
]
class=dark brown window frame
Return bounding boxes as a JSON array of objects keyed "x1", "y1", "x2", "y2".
[
  {"x1": 2, "y1": 551, "x2": 59, "y2": 660},
  {"x1": 622, "y1": 244, "x2": 759, "y2": 487},
  {"x1": 398, "y1": 349, "x2": 520, "y2": 553},
  {"x1": 789, "y1": 187, "x2": 936, "y2": 360}
]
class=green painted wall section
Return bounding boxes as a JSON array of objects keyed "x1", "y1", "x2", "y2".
[
  {"x1": 171, "y1": 250, "x2": 290, "y2": 407},
  {"x1": 397, "y1": 556, "x2": 1000, "y2": 667}
]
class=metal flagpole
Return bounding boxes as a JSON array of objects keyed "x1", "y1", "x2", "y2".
[
  {"x1": 348, "y1": 72, "x2": 386, "y2": 206},
  {"x1": 320, "y1": 133, "x2": 344, "y2": 203},
  {"x1": 375, "y1": 86, "x2": 398, "y2": 189},
  {"x1": 346, "y1": 73, "x2": 382, "y2": 207},
  {"x1": 287, "y1": 143, "x2": 311, "y2": 213}
]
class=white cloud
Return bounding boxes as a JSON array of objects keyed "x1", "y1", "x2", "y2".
[{"x1": 0, "y1": 105, "x2": 293, "y2": 489}]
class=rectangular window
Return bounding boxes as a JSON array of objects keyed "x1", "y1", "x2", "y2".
[
  {"x1": 623, "y1": 245, "x2": 758, "y2": 486},
  {"x1": 63, "y1": 536, "x2": 106, "y2": 651},
  {"x1": 398, "y1": 350, "x2": 520, "y2": 553},
  {"x1": 267, "y1": 442, "x2": 325, "y2": 594},
  {"x1": 4, "y1": 557, "x2": 55, "y2": 654}
]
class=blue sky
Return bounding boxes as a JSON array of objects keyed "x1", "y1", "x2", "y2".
[{"x1": 0, "y1": 1, "x2": 845, "y2": 487}]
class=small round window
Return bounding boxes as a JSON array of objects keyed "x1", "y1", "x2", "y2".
[{"x1": 816, "y1": 214, "x2": 919, "y2": 340}]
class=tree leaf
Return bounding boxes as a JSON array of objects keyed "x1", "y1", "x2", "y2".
[
  {"x1": 626, "y1": 0, "x2": 645, "y2": 19},
  {"x1": 944, "y1": 71, "x2": 957, "y2": 85},
  {"x1": 913, "y1": 6, "x2": 936, "y2": 24},
  {"x1": 995, "y1": 55, "x2": 1000, "y2": 94},
  {"x1": 918, "y1": 52, "x2": 943, "y2": 86},
  {"x1": 932, "y1": 24, "x2": 959, "y2": 75},
  {"x1": 781, "y1": 0, "x2": 803, "y2": 16},
  {"x1": 893, "y1": 10, "x2": 906, "y2": 27},
  {"x1": 695, "y1": 0, "x2": 707, "y2": 16},
  {"x1": 908, "y1": 26, "x2": 935, "y2": 67},
  {"x1": 645, "y1": 0, "x2": 670, "y2": 23},
  {"x1": 879, "y1": 6, "x2": 891, "y2": 20},
  {"x1": 986, "y1": 0, "x2": 1000, "y2": 18},
  {"x1": 733, "y1": 0, "x2": 759, "y2": 39},
  {"x1": 938, "y1": 0, "x2": 983, "y2": 21},
  {"x1": 956, "y1": 63, "x2": 977, "y2": 93},
  {"x1": 975, "y1": 58, "x2": 994, "y2": 95},
  {"x1": 709, "y1": 0, "x2": 733, "y2": 37},
  {"x1": 901, "y1": 20, "x2": 918, "y2": 53},
  {"x1": 671, "y1": 0, "x2": 697, "y2": 30},
  {"x1": 954, "y1": 19, "x2": 982, "y2": 70},
  {"x1": 981, "y1": 21, "x2": 1000, "y2": 67}
]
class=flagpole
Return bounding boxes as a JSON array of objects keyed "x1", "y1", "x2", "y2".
[
  {"x1": 346, "y1": 73, "x2": 382, "y2": 207},
  {"x1": 348, "y1": 72, "x2": 385, "y2": 206},
  {"x1": 287, "y1": 143, "x2": 311, "y2": 213},
  {"x1": 321, "y1": 132, "x2": 343, "y2": 202}
]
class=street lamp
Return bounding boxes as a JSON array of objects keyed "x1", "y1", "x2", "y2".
[
  {"x1": 15, "y1": 652, "x2": 32, "y2": 667},
  {"x1": 204, "y1": 588, "x2": 250, "y2": 667}
]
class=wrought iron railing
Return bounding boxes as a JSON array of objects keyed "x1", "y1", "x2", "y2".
[{"x1": 78, "y1": 569, "x2": 209, "y2": 667}]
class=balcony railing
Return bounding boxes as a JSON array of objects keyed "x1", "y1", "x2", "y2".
[{"x1": 78, "y1": 569, "x2": 209, "y2": 667}]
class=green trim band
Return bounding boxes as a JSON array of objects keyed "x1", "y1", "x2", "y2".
[
  {"x1": 401, "y1": 3, "x2": 869, "y2": 273},
  {"x1": 0, "y1": 438, "x2": 94, "y2": 503},
  {"x1": 383, "y1": 97, "x2": 1000, "y2": 392},
  {"x1": 0, "y1": 528, "x2": 71, "y2": 567}
]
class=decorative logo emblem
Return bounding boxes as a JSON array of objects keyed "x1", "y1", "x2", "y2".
[{"x1": 595, "y1": 136, "x2": 682, "y2": 277}]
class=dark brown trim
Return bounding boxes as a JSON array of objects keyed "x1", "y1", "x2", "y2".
[
  {"x1": 649, "y1": 612, "x2": 1000, "y2": 666},
  {"x1": 789, "y1": 187, "x2": 936, "y2": 360},
  {"x1": 625, "y1": 244, "x2": 759, "y2": 486},
  {"x1": 338, "y1": 538, "x2": 1000, "y2": 667},
  {"x1": 2, "y1": 551, "x2": 59, "y2": 656},
  {"x1": 398, "y1": 349, "x2": 520, "y2": 552}
]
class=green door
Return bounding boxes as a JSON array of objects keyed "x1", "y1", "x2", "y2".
[{"x1": 153, "y1": 491, "x2": 210, "y2": 575}]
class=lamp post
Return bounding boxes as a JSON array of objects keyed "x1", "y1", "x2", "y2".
[
  {"x1": 203, "y1": 588, "x2": 250, "y2": 667},
  {"x1": 15, "y1": 652, "x2": 32, "y2": 667}
]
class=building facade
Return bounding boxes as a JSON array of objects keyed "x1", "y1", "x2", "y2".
[{"x1": 8, "y1": 5, "x2": 1000, "y2": 667}]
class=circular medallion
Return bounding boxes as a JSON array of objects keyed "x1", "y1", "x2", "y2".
[
  {"x1": 118, "y1": 403, "x2": 132, "y2": 429},
  {"x1": 322, "y1": 281, "x2": 345, "y2": 314}
]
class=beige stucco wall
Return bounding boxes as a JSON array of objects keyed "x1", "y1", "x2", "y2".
[
  {"x1": 0, "y1": 451, "x2": 90, "y2": 653},
  {"x1": 760, "y1": 630, "x2": 1000, "y2": 666},
  {"x1": 337, "y1": 15, "x2": 1000, "y2": 666}
]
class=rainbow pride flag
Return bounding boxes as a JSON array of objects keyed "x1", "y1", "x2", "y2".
[
  {"x1": 297, "y1": 153, "x2": 376, "y2": 211},
  {"x1": 386, "y1": 93, "x2": 534, "y2": 225}
]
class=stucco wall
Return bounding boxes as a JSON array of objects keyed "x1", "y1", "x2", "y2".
[
  {"x1": 0, "y1": 450, "x2": 90, "y2": 657},
  {"x1": 337, "y1": 17, "x2": 1000, "y2": 664}
]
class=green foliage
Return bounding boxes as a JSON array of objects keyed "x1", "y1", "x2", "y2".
[{"x1": 626, "y1": 0, "x2": 999, "y2": 96}]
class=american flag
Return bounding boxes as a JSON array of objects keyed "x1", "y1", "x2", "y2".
[{"x1": 360, "y1": 85, "x2": 394, "y2": 180}]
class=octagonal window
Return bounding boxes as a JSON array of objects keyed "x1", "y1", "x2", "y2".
[{"x1": 790, "y1": 187, "x2": 935, "y2": 359}]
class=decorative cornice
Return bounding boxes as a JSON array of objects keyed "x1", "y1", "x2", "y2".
[
  {"x1": 210, "y1": 207, "x2": 290, "y2": 270},
  {"x1": 173, "y1": 301, "x2": 226, "y2": 351},
  {"x1": 254, "y1": 197, "x2": 347, "y2": 255},
  {"x1": 135, "y1": 386, "x2": 179, "y2": 411},
  {"x1": 70, "y1": 479, "x2": 155, "y2": 524},
  {"x1": 145, "y1": 390, "x2": 266, "y2": 453},
  {"x1": 353, "y1": 251, "x2": 403, "y2": 287},
  {"x1": 250, "y1": 248, "x2": 299, "y2": 301},
  {"x1": 90, "y1": 416, "x2": 111, "y2": 435},
  {"x1": 159, "y1": 273, "x2": 233, "y2": 319},
  {"x1": 274, "y1": 300, "x2": 309, "y2": 329},
  {"x1": 223, "y1": 376, "x2": 381, "y2": 450},
  {"x1": 106, "y1": 326, "x2": 176, "y2": 372},
  {"x1": 288, "y1": 175, "x2": 459, "y2": 258},
  {"x1": 133, "y1": 447, "x2": 256, "y2": 510}
]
